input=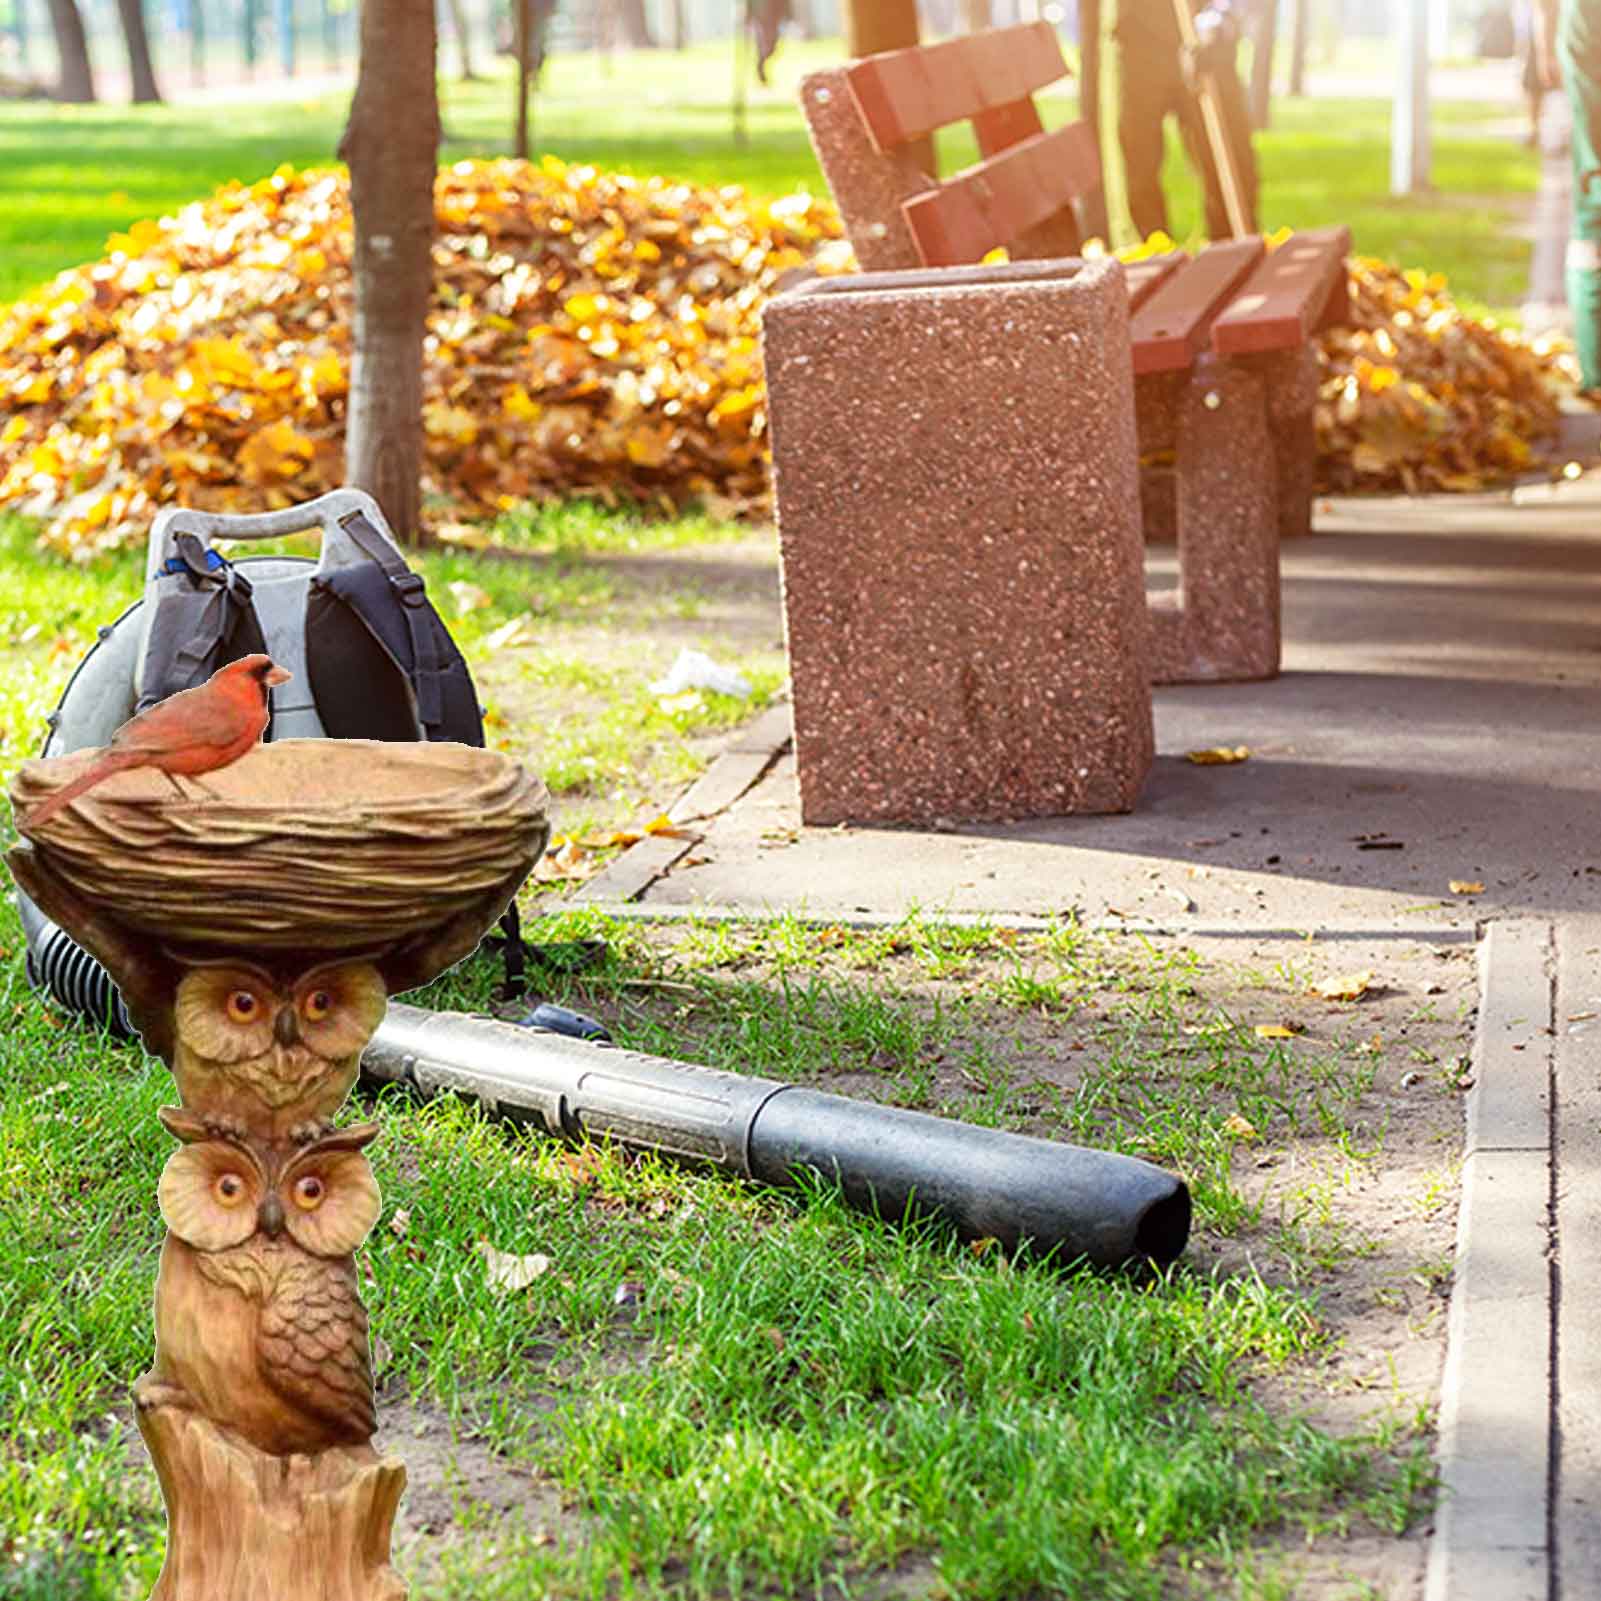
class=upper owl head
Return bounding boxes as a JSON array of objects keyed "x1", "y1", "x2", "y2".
[
  {"x1": 172, "y1": 958, "x2": 387, "y2": 1067},
  {"x1": 156, "y1": 1111, "x2": 382, "y2": 1257}
]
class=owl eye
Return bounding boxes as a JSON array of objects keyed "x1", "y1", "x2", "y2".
[
  {"x1": 303, "y1": 989, "x2": 334, "y2": 1024},
  {"x1": 213, "y1": 1171, "x2": 249, "y2": 1207},
  {"x1": 292, "y1": 1174, "x2": 326, "y2": 1211},
  {"x1": 225, "y1": 989, "x2": 260, "y2": 1024}
]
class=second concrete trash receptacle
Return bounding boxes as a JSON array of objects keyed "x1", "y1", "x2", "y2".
[{"x1": 761, "y1": 255, "x2": 1154, "y2": 827}]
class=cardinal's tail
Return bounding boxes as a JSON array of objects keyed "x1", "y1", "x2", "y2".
[{"x1": 24, "y1": 752, "x2": 138, "y2": 830}]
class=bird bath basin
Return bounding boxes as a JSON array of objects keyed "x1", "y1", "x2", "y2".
[{"x1": 11, "y1": 738, "x2": 550, "y2": 952}]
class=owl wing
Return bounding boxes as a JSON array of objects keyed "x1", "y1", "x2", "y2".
[{"x1": 257, "y1": 1256, "x2": 377, "y2": 1445}]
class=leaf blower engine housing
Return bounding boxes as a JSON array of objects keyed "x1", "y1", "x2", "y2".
[{"x1": 15, "y1": 489, "x2": 522, "y2": 1035}]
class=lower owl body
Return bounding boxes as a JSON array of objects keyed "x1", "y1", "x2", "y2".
[{"x1": 148, "y1": 1233, "x2": 377, "y2": 1458}]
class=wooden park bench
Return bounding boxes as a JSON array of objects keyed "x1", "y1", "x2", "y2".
[{"x1": 794, "y1": 20, "x2": 1351, "y2": 684}]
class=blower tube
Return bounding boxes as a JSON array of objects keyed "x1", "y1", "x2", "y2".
[
  {"x1": 12, "y1": 901, "x2": 1190, "y2": 1267},
  {"x1": 15, "y1": 893, "x2": 135, "y2": 1039},
  {"x1": 363, "y1": 1002, "x2": 1191, "y2": 1269}
]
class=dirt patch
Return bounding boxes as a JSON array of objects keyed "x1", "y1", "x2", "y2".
[{"x1": 383, "y1": 1395, "x2": 573, "y2": 1574}]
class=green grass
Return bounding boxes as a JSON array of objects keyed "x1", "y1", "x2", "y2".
[
  {"x1": 0, "y1": 40, "x2": 1541, "y2": 316},
  {"x1": 0, "y1": 896, "x2": 1442, "y2": 1599}
]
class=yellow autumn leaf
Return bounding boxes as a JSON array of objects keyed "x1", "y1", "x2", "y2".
[
  {"x1": 1187, "y1": 746, "x2": 1250, "y2": 765},
  {"x1": 1449, "y1": 879, "x2": 1485, "y2": 895},
  {"x1": 1221, "y1": 1113, "x2": 1259, "y2": 1142},
  {"x1": 1255, "y1": 1023, "x2": 1304, "y2": 1040},
  {"x1": 236, "y1": 418, "x2": 314, "y2": 481},
  {"x1": 1311, "y1": 969, "x2": 1375, "y2": 1002},
  {"x1": 502, "y1": 384, "x2": 543, "y2": 422}
]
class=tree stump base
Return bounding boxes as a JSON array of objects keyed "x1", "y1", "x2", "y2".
[{"x1": 136, "y1": 1386, "x2": 408, "y2": 1601}]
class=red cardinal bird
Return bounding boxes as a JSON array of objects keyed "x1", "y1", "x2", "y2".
[{"x1": 26, "y1": 655, "x2": 292, "y2": 830}]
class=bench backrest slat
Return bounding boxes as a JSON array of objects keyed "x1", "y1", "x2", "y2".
[
  {"x1": 1129, "y1": 238, "x2": 1266, "y2": 375},
  {"x1": 902, "y1": 120, "x2": 1099, "y2": 268},
  {"x1": 1210, "y1": 225, "x2": 1353, "y2": 355},
  {"x1": 845, "y1": 20, "x2": 1068, "y2": 153}
]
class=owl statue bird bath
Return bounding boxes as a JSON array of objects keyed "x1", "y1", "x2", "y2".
[{"x1": 6, "y1": 736, "x2": 549, "y2": 1601}]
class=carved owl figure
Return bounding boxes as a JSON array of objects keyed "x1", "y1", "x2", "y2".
[
  {"x1": 170, "y1": 957, "x2": 387, "y2": 1141},
  {"x1": 141, "y1": 1110, "x2": 384, "y2": 1458}
]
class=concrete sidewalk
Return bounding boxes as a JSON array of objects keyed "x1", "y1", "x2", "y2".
[
  {"x1": 596, "y1": 495, "x2": 1601, "y2": 933},
  {"x1": 582, "y1": 490, "x2": 1601, "y2": 1598}
]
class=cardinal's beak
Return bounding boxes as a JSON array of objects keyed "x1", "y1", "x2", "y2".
[{"x1": 265, "y1": 665, "x2": 292, "y2": 687}]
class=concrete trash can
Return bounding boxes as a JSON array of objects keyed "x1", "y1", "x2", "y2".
[{"x1": 761, "y1": 255, "x2": 1154, "y2": 827}]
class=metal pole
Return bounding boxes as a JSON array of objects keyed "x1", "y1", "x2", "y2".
[
  {"x1": 11, "y1": 0, "x2": 30, "y2": 71},
  {"x1": 276, "y1": 0, "x2": 294, "y2": 73},
  {"x1": 1391, "y1": 0, "x2": 1430, "y2": 195},
  {"x1": 190, "y1": 0, "x2": 205, "y2": 83}
]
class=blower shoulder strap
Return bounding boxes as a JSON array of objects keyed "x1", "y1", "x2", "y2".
[
  {"x1": 320, "y1": 509, "x2": 527, "y2": 996},
  {"x1": 308, "y1": 509, "x2": 485, "y2": 746},
  {"x1": 136, "y1": 533, "x2": 269, "y2": 714}
]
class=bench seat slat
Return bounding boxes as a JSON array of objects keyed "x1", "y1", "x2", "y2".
[
  {"x1": 1129, "y1": 237, "x2": 1265, "y2": 376},
  {"x1": 1122, "y1": 252, "x2": 1188, "y2": 313},
  {"x1": 901, "y1": 118, "x2": 1100, "y2": 268},
  {"x1": 846, "y1": 21, "x2": 1068, "y2": 152},
  {"x1": 1209, "y1": 225, "x2": 1354, "y2": 355}
]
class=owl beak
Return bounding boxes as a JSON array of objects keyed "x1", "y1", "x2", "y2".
[
  {"x1": 259, "y1": 1191, "x2": 285, "y2": 1238},
  {"x1": 274, "y1": 1007, "x2": 301, "y2": 1048}
]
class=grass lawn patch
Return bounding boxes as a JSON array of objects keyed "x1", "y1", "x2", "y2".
[
  {"x1": 0, "y1": 898, "x2": 1469, "y2": 1598},
  {"x1": 0, "y1": 44, "x2": 1539, "y2": 317}
]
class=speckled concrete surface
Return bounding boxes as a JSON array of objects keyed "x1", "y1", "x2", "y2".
[
  {"x1": 799, "y1": 69, "x2": 927, "y2": 272},
  {"x1": 632, "y1": 494, "x2": 1601, "y2": 928},
  {"x1": 1148, "y1": 355, "x2": 1280, "y2": 684},
  {"x1": 762, "y1": 256, "x2": 1153, "y2": 826}
]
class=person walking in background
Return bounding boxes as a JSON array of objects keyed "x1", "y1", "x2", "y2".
[
  {"x1": 1517, "y1": 2, "x2": 1548, "y2": 144},
  {"x1": 1109, "y1": 0, "x2": 1259, "y2": 241},
  {"x1": 1537, "y1": 0, "x2": 1601, "y2": 388},
  {"x1": 748, "y1": 0, "x2": 791, "y2": 84}
]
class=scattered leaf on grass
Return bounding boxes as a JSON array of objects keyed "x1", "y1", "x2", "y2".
[
  {"x1": 1312, "y1": 969, "x2": 1376, "y2": 1002},
  {"x1": 388, "y1": 1208, "x2": 411, "y2": 1238},
  {"x1": 1449, "y1": 879, "x2": 1486, "y2": 895},
  {"x1": 1221, "y1": 1113, "x2": 1260, "y2": 1142},
  {"x1": 1255, "y1": 1022, "x2": 1305, "y2": 1039},
  {"x1": 1186, "y1": 745, "x2": 1250, "y2": 765},
  {"x1": 477, "y1": 1243, "x2": 551, "y2": 1293}
]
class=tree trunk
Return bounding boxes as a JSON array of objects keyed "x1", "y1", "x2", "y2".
[
  {"x1": 114, "y1": 0, "x2": 162, "y2": 102},
  {"x1": 1247, "y1": 0, "x2": 1275, "y2": 130},
  {"x1": 613, "y1": 0, "x2": 655, "y2": 47},
  {"x1": 1287, "y1": 0, "x2": 1309, "y2": 94},
  {"x1": 447, "y1": 0, "x2": 478, "y2": 78},
  {"x1": 959, "y1": 0, "x2": 988, "y2": 30},
  {"x1": 843, "y1": 0, "x2": 917, "y2": 56},
  {"x1": 338, "y1": 0, "x2": 440, "y2": 548},
  {"x1": 45, "y1": 0, "x2": 95, "y2": 101},
  {"x1": 512, "y1": 0, "x2": 532, "y2": 156}
]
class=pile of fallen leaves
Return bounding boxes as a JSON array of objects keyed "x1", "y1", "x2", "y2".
[
  {"x1": 0, "y1": 162, "x2": 1581, "y2": 558},
  {"x1": 1315, "y1": 255, "x2": 1577, "y2": 495},
  {"x1": 0, "y1": 158, "x2": 847, "y2": 561}
]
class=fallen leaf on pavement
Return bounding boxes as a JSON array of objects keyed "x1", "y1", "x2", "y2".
[
  {"x1": 1312, "y1": 969, "x2": 1376, "y2": 1002},
  {"x1": 1187, "y1": 746, "x2": 1250, "y2": 765},
  {"x1": 1449, "y1": 880, "x2": 1485, "y2": 895}
]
